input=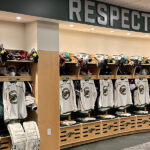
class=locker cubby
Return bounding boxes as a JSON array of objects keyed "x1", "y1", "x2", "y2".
[
  {"x1": 79, "y1": 64, "x2": 99, "y2": 76},
  {"x1": 116, "y1": 65, "x2": 135, "y2": 79},
  {"x1": 60, "y1": 62, "x2": 80, "y2": 76},
  {"x1": 98, "y1": 64, "x2": 117, "y2": 79},
  {"x1": 60, "y1": 125, "x2": 82, "y2": 146},
  {"x1": 136, "y1": 115, "x2": 150, "y2": 130},
  {"x1": 81, "y1": 121, "x2": 102, "y2": 140},
  {"x1": 134, "y1": 64, "x2": 150, "y2": 78},
  {"x1": 99, "y1": 64, "x2": 118, "y2": 75},
  {"x1": 135, "y1": 65, "x2": 150, "y2": 75},
  {"x1": 120, "y1": 116, "x2": 136, "y2": 133},
  {"x1": 102, "y1": 119, "x2": 120, "y2": 136}
]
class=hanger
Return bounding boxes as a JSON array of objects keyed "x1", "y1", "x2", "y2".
[
  {"x1": 10, "y1": 81, "x2": 17, "y2": 84},
  {"x1": 62, "y1": 77, "x2": 70, "y2": 82},
  {"x1": 103, "y1": 77, "x2": 109, "y2": 80},
  {"x1": 139, "y1": 76, "x2": 145, "y2": 80},
  {"x1": 9, "y1": 78, "x2": 19, "y2": 83},
  {"x1": 85, "y1": 76, "x2": 91, "y2": 81},
  {"x1": 120, "y1": 76, "x2": 126, "y2": 80}
]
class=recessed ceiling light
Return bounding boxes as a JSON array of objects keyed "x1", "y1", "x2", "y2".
[
  {"x1": 127, "y1": 32, "x2": 131, "y2": 35},
  {"x1": 16, "y1": 16, "x2": 21, "y2": 20},
  {"x1": 110, "y1": 30, "x2": 114, "y2": 33},
  {"x1": 91, "y1": 27, "x2": 95, "y2": 31},
  {"x1": 69, "y1": 24, "x2": 74, "y2": 27}
]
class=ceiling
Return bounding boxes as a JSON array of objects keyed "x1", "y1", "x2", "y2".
[
  {"x1": 0, "y1": 2, "x2": 150, "y2": 39},
  {"x1": 99, "y1": 0, "x2": 150, "y2": 12},
  {"x1": 60, "y1": 22, "x2": 150, "y2": 39}
]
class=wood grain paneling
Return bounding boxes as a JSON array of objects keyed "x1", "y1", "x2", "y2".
[{"x1": 38, "y1": 50, "x2": 59, "y2": 150}]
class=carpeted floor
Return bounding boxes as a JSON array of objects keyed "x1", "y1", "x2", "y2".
[{"x1": 65, "y1": 132, "x2": 150, "y2": 150}]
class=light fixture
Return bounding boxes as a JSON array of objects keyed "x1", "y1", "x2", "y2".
[
  {"x1": 110, "y1": 30, "x2": 114, "y2": 33},
  {"x1": 69, "y1": 24, "x2": 74, "y2": 27},
  {"x1": 127, "y1": 32, "x2": 131, "y2": 35},
  {"x1": 16, "y1": 16, "x2": 21, "y2": 20},
  {"x1": 91, "y1": 27, "x2": 95, "y2": 31}
]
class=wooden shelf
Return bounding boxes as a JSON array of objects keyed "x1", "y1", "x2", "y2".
[
  {"x1": 134, "y1": 75, "x2": 150, "y2": 79},
  {"x1": 7, "y1": 60, "x2": 33, "y2": 63},
  {"x1": 60, "y1": 75, "x2": 78, "y2": 80},
  {"x1": 60, "y1": 75, "x2": 98, "y2": 80},
  {"x1": 0, "y1": 76, "x2": 33, "y2": 82},
  {"x1": 116, "y1": 75, "x2": 133, "y2": 79},
  {"x1": 60, "y1": 75, "x2": 150, "y2": 80},
  {"x1": 60, "y1": 62, "x2": 150, "y2": 80},
  {"x1": 78, "y1": 75, "x2": 98, "y2": 80},
  {"x1": 99, "y1": 75, "x2": 115, "y2": 80}
]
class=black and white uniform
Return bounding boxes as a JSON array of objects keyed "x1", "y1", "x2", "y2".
[
  {"x1": 98, "y1": 79, "x2": 114, "y2": 109},
  {"x1": 114, "y1": 79, "x2": 132, "y2": 108},
  {"x1": 60, "y1": 80, "x2": 77, "y2": 114},
  {"x1": 79, "y1": 80, "x2": 97, "y2": 111},
  {"x1": 3, "y1": 82, "x2": 27, "y2": 122},
  {"x1": 134, "y1": 78, "x2": 150, "y2": 106}
]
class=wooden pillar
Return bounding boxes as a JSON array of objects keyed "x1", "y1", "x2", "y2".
[
  {"x1": 38, "y1": 50, "x2": 59, "y2": 150},
  {"x1": 36, "y1": 21, "x2": 59, "y2": 150}
]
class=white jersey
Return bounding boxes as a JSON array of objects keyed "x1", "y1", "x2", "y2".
[
  {"x1": 60, "y1": 80, "x2": 77, "y2": 114},
  {"x1": 98, "y1": 79, "x2": 114, "y2": 108},
  {"x1": 3, "y1": 82, "x2": 27, "y2": 122},
  {"x1": 79, "y1": 80, "x2": 97, "y2": 111},
  {"x1": 134, "y1": 78, "x2": 150, "y2": 106},
  {"x1": 114, "y1": 79, "x2": 132, "y2": 107}
]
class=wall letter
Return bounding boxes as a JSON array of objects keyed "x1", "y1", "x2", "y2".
[
  {"x1": 142, "y1": 13, "x2": 150, "y2": 31},
  {"x1": 132, "y1": 11, "x2": 140, "y2": 30},
  {"x1": 85, "y1": 0, "x2": 95, "y2": 23},
  {"x1": 97, "y1": 3, "x2": 108, "y2": 25},
  {"x1": 122, "y1": 9, "x2": 130, "y2": 29},
  {"x1": 69, "y1": 0, "x2": 81, "y2": 21},
  {"x1": 110, "y1": 6, "x2": 120, "y2": 27}
]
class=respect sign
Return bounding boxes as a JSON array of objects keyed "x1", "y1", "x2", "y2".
[{"x1": 69, "y1": 0, "x2": 150, "y2": 32}]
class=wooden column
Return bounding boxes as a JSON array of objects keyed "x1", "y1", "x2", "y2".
[{"x1": 38, "y1": 50, "x2": 59, "y2": 150}]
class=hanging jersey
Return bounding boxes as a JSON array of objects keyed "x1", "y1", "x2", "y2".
[
  {"x1": 98, "y1": 79, "x2": 114, "y2": 108},
  {"x1": 79, "y1": 80, "x2": 97, "y2": 111},
  {"x1": 60, "y1": 80, "x2": 77, "y2": 114},
  {"x1": 3, "y1": 82, "x2": 27, "y2": 122},
  {"x1": 114, "y1": 79, "x2": 132, "y2": 107},
  {"x1": 134, "y1": 78, "x2": 150, "y2": 106}
]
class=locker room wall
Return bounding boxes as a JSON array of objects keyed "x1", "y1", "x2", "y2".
[
  {"x1": 25, "y1": 22, "x2": 38, "y2": 50},
  {"x1": 0, "y1": 21, "x2": 39, "y2": 50},
  {"x1": 0, "y1": 21, "x2": 25, "y2": 49},
  {"x1": 59, "y1": 29, "x2": 150, "y2": 56}
]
